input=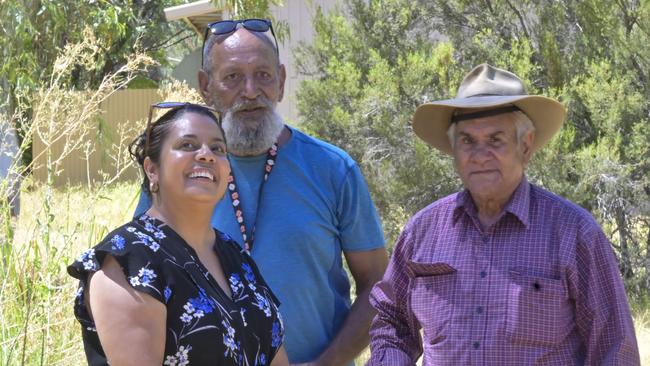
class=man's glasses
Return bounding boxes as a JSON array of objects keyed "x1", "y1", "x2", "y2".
[
  {"x1": 201, "y1": 18, "x2": 279, "y2": 67},
  {"x1": 145, "y1": 102, "x2": 217, "y2": 156}
]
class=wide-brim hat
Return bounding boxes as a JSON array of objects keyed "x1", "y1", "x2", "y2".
[{"x1": 412, "y1": 63, "x2": 567, "y2": 155}]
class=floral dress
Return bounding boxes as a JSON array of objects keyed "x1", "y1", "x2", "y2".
[{"x1": 68, "y1": 214, "x2": 284, "y2": 366}]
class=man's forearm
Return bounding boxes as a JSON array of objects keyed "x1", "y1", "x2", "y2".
[
  {"x1": 314, "y1": 286, "x2": 376, "y2": 366},
  {"x1": 292, "y1": 248, "x2": 388, "y2": 366}
]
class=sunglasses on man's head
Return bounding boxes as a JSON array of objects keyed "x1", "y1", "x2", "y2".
[
  {"x1": 201, "y1": 18, "x2": 279, "y2": 67},
  {"x1": 145, "y1": 102, "x2": 218, "y2": 156}
]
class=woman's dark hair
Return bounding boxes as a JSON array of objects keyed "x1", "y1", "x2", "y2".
[{"x1": 128, "y1": 104, "x2": 224, "y2": 197}]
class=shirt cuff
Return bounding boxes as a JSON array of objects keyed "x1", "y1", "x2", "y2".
[{"x1": 366, "y1": 349, "x2": 415, "y2": 366}]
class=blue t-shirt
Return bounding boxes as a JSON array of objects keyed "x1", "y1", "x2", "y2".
[{"x1": 135, "y1": 126, "x2": 385, "y2": 363}]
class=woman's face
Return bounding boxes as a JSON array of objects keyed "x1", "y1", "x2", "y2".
[{"x1": 146, "y1": 111, "x2": 230, "y2": 206}]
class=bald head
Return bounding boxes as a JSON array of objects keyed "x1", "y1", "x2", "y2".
[
  {"x1": 202, "y1": 28, "x2": 279, "y2": 72},
  {"x1": 197, "y1": 26, "x2": 286, "y2": 116}
]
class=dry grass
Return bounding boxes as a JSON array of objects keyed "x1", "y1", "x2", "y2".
[
  {"x1": 635, "y1": 307, "x2": 650, "y2": 365},
  {"x1": 0, "y1": 181, "x2": 140, "y2": 365},
  {"x1": 0, "y1": 30, "x2": 153, "y2": 365}
]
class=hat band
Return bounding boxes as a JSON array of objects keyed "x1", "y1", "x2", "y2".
[{"x1": 451, "y1": 105, "x2": 521, "y2": 124}]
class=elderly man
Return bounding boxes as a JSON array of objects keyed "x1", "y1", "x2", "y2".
[
  {"x1": 367, "y1": 64, "x2": 639, "y2": 365},
  {"x1": 136, "y1": 19, "x2": 387, "y2": 365}
]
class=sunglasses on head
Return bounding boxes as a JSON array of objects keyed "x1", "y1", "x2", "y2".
[
  {"x1": 201, "y1": 18, "x2": 279, "y2": 67},
  {"x1": 145, "y1": 102, "x2": 218, "y2": 156}
]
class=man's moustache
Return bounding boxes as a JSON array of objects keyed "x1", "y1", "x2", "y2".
[{"x1": 231, "y1": 99, "x2": 272, "y2": 113}]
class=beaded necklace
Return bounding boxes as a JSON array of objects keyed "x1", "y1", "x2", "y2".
[{"x1": 227, "y1": 143, "x2": 278, "y2": 252}]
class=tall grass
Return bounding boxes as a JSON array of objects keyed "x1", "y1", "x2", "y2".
[
  {"x1": 0, "y1": 181, "x2": 141, "y2": 365},
  {"x1": 0, "y1": 31, "x2": 152, "y2": 365},
  {"x1": 633, "y1": 301, "x2": 650, "y2": 365}
]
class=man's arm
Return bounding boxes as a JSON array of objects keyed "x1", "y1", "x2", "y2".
[
  {"x1": 291, "y1": 162, "x2": 387, "y2": 366},
  {"x1": 293, "y1": 248, "x2": 388, "y2": 366},
  {"x1": 365, "y1": 227, "x2": 422, "y2": 366},
  {"x1": 572, "y1": 226, "x2": 640, "y2": 364}
]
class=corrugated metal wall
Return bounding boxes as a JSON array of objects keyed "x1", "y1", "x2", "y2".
[
  {"x1": 32, "y1": 89, "x2": 161, "y2": 186},
  {"x1": 271, "y1": 0, "x2": 337, "y2": 123}
]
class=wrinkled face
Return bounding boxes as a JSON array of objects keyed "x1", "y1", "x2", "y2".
[
  {"x1": 145, "y1": 112, "x2": 230, "y2": 205},
  {"x1": 199, "y1": 29, "x2": 286, "y2": 156},
  {"x1": 452, "y1": 113, "x2": 533, "y2": 203}
]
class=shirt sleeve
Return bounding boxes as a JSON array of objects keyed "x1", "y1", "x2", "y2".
[
  {"x1": 336, "y1": 163, "x2": 385, "y2": 251},
  {"x1": 570, "y1": 221, "x2": 640, "y2": 365},
  {"x1": 367, "y1": 224, "x2": 422, "y2": 365},
  {"x1": 68, "y1": 226, "x2": 167, "y2": 305}
]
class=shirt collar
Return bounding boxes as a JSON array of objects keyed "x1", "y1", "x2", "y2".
[{"x1": 453, "y1": 176, "x2": 531, "y2": 228}]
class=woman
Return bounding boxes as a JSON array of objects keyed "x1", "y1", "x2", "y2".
[{"x1": 68, "y1": 103, "x2": 288, "y2": 366}]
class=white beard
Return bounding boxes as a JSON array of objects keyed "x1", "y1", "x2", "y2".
[{"x1": 221, "y1": 98, "x2": 284, "y2": 156}]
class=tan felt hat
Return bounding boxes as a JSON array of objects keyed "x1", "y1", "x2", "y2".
[{"x1": 412, "y1": 63, "x2": 566, "y2": 155}]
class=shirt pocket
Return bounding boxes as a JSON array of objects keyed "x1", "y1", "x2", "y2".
[
  {"x1": 407, "y1": 261, "x2": 456, "y2": 344},
  {"x1": 506, "y1": 271, "x2": 573, "y2": 347}
]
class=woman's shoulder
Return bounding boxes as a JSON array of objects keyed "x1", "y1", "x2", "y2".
[
  {"x1": 68, "y1": 215, "x2": 171, "y2": 279},
  {"x1": 68, "y1": 215, "x2": 179, "y2": 304},
  {"x1": 104, "y1": 217, "x2": 164, "y2": 252}
]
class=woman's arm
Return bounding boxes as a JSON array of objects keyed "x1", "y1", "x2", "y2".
[
  {"x1": 87, "y1": 255, "x2": 166, "y2": 366},
  {"x1": 271, "y1": 345, "x2": 290, "y2": 366}
]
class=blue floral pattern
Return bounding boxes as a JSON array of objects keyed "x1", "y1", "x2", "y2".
[
  {"x1": 77, "y1": 248, "x2": 97, "y2": 271},
  {"x1": 128, "y1": 265, "x2": 159, "y2": 296},
  {"x1": 164, "y1": 345, "x2": 191, "y2": 366},
  {"x1": 110, "y1": 234, "x2": 125, "y2": 250},
  {"x1": 164, "y1": 286, "x2": 172, "y2": 303},
  {"x1": 69, "y1": 215, "x2": 284, "y2": 366},
  {"x1": 271, "y1": 319, "x2": 283, "y2": 348}
]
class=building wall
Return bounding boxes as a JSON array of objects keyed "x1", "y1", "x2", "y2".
[
  {"x1": 271, "y1": 0, "x2": 337, "y2": 123},
  {"x1": 32, "y1": 89, "x2": 161, "y2": 186},
  {"x1": 0, "y1": 118, "x2": 21, "y2": 215}
]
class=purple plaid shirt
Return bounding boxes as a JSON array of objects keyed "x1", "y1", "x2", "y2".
[{"x1": 368, "y1": 177, "x2": 639, "y2": 365}]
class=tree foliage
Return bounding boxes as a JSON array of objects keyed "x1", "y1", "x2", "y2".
[
  {"x1": 213, "y1": 0, "x2": 289, "y2": 42},
  {"x1": 295, "y1": 0, "x2": 650, "y2": 296},
  {"x1": 215, "y1": 0, "x2": 282, "y2": 18},
  {"x1": 0, "y1": 0, "x2": 194, "y2": 164}
]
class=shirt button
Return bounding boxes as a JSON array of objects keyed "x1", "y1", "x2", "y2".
[
  {"x1": 480, "y1": 271, "x2": 487, "y2": 278},
  {"x1": 482, "y1": 236, "x2": 489, "y2": 243},
  {"x1": 473, "y1": 342, "x2": 480, "y2": 349},
  {"x1": 476, "y1": 306, "x2": 483, "y2": 314}
]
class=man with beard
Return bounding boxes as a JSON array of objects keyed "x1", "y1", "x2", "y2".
[{"x1": 136, "y1": 19, "x2": 388, "y2": 366}]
